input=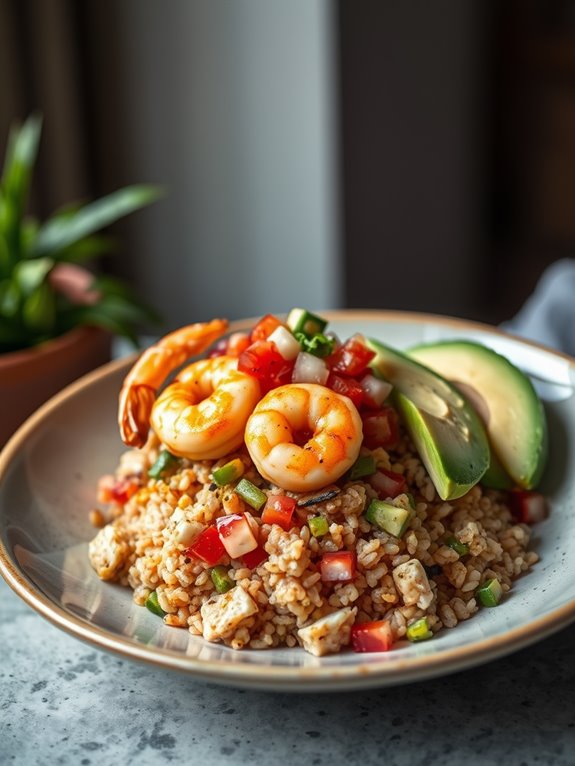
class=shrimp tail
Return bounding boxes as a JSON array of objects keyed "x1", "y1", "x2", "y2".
[
  {"x1": 119, "y1": 384, "x2": 157, "y2": 447},
  {"x1": 117, "y1": 318, "x2": 229, "y2": 448}
]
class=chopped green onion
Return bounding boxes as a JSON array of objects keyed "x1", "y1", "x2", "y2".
[
  {"x1": 365, "y1": 499, "x2": 413, "y2": 538},
  {"x1": 294, "y1": 331, "x2": 335, "y2": 358},
  {"x1": 308, "y1": 515, "x2": 329, "y2": 538},
  {"x1": 406, "y1": 617, "x2": 433, "y2": 642},
  {"x1": 234, "y1": 478, "x2": 267, "y2": 511},
  {"x1": 446, "y1": 536, "x2": 469, "y2": 557},
  {"x1": 212, "y1": 458, "x2": 245, "y2": 487},
  {"x1": 145, "y1": 590, "x2": 165, "y2": 617},
  {"x1": 476, "y1": 578, "x2": 503, "y2": 607},
  {"x1": 210, "y1": 565, "x2": 235, "y2": 594},
  {"x1": 347, "y1": 454, "x2": 377, "y2": 481},
  {"x1": 286, "y1": 307, "x2": 328, "y2": 337},
  {"x1": 148, "y1": 449, "x2": 179, "y2": 479}
]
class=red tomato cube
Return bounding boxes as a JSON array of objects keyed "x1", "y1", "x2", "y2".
[
  {"x1": 261, "y1": 495, "x2": 297, "y2": 530},
  {"x1": 100, "y1": 478, "x2": 139, "y2": 505},
  {"x1": 238, "y1": 340, "x2": 293, "y2": 390},
  {"x1": 327, "y1": 373, "x2": 364, "y2": 408},
  {"x1": 508, "y1": 490, "x2": 547, "y2": 524},
  {"x1": 362, "y1": 407, "x2": 400, "y2": 450},
  {"x1": 186, "y1": 526, "x2": 226, "y2": 566},
  {"x1": 250, "y1": 314, "x2": 283, "y2": 343},
  {"x1": 242, "y1": 545, "x2": 268, "y2": 569},
  {"x1": 329, "y1": 335, "x2": 376, "y2": 377},
  {"x1": 319, "y1": 551, "x2": 356, "y2": 583},
  {"x1": 351, "y1": 620, "x2": 394, "y2": 653}
]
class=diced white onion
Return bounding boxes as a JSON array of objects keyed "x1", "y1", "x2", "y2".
[
  {"x1": 267, "y1": 325, "x2": 301, "y2": 360},
  {"x1": 217, "y1": 515, "x2": 258, "y2": 558},
  {"x1": 360, "y1": 374, "x2": 392, "y2": 406},
  {"x1": 292, "y1": 352, "x2": 329, "y2": 385},
  {"x1": 175, "y1": 520, "x2": 204, "y2": 546}
]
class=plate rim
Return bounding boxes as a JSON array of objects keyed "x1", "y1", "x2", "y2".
[{"x1": 2, "y1": 309, "x2": 575, "y2": 690}]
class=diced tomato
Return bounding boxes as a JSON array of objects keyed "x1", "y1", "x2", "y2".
[
  {"x1": 508, "y1": 490, "x2": 548, "y2": 524},
  {"x1": 216, "y1": 514, "x2": 258, "y2": 558},
  {"x1": 250, "y1": 314, "x2": 283, "y2": 343},
  {"x1": 361, "y1": 407, "x2": 400, "y2": 450},
  {"x1": 319, "y1": 551, "x2": 356, "y2": 583},
  {"x1": 327, "y1": 373, "x2": 364, "y2": 408},
  {"x1": 369, "y1": 469, "x2": 407, "y2": 499},
  {"x1": 186, "y1": 525, "x2": 226, "y2": 566},
  {"x1": 329, "y1": 335, "x2": 376, "y2": 377},
  {"x1": 238, "y1": 340, "x2": 294, "y2": 391},
  {"x1": 226, "y1": 332, "x2": 251, "y2": 357},
  {"x1": 351, "y1": 620, "x2": 394, "y2": 653},
  {"x1": 100, "y1": 477, "x2": 139, "y2": 505},
  {"x1": 242, "y1": 545, "x2": 268, "y2": 569},
  {"x1": 261, "y1": 495, "x2": 297, "y2": 530},
  {"x1": 207, "y1": 337, "x2": 229, "y2": 359}
]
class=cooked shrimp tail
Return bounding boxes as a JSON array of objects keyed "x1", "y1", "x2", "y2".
[{"x1": 119, "y1": 318, "x2": 228, "y2": 447}]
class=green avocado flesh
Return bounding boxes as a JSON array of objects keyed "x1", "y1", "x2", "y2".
[
  {"x1": 408, "y1": 340, "x2": 547, "y2": 490},
  {"x1": 366, "y1": 339, "x2": 490, "y2": 501}
]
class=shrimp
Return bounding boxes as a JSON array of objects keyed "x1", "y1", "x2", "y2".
[
  {"x1": 244, "y1": 383, "x2": 363, "y2": 492},
  {"x1": 118, "y1": 319, "x2": 228, "y2": 448},
  {"x1": 151, "y1": 355, "x2": 261, "y2": 459}
]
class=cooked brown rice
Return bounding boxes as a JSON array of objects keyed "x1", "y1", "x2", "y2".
[{"x1": 88, "y1": 429, "x2": 539, "y2": 656}]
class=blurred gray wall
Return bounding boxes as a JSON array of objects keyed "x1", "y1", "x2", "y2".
[{"x1": 109, "y1": 0, "x2": 340, "y2": 326}]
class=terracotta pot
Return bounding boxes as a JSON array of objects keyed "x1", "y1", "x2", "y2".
[{"x1": 0, "y1": 326, "x2": 112, "y2": 447}]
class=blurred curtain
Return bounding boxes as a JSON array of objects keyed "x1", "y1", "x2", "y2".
[{"x1": 0, "y1": 0, "x2": 92, "y2": 213}]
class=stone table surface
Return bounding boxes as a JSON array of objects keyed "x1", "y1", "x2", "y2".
[{"x1": 1, "y1": 576, "x2": 574, "y2": 766}]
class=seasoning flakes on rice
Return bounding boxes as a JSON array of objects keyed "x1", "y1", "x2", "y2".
[{"x1": 88, "y1": 432, "x2": 539, "y2": 657}]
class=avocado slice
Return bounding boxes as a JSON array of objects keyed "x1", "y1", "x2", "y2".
[
  {"x1": 408, "y1": 340, "x2": 547, "y2": 490},
  {"x1": 366, "y1": 338, "x2": 490, "y2": 501}
]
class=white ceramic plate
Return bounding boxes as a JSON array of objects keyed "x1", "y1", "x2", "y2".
[{"x1": 1, "y1": 311, "x2": 575, "y2": 692}]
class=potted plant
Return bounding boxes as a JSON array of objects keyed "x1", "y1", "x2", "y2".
[{"x1": 0, "y1": 115, "x2": 161, "y2": 445}]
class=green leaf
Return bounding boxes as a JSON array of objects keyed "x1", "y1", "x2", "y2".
[
  {"x1": 14, "y1": 257, "x2": 54, "y2": 297},
  {"x1": 0, "y1": 231, "x2": 10, "y2": 277},
  {"x1": 31, "y1": 185, "x2": 164, "y2": 258},
  {"x1": 1, "y1": 114, "x2": 42, "y2": 205},
  {"x1": 91, "y1": 275, "x2": 161, "y2": 323},
  {"x1": 0, "y1": 279, "x2": 21, "y2": 317},
  {"x1": 20, "y1": 216, "x2": 39, "y2": 258},
  {"x1": 69, "y1": 305, "x2": 139, "y2": 346},
  {"x1": 0, "y1": 316, "x2": 26, "y2": 346},
  {"x1": 22, "y1": 281, "x2": 55, "y2": 333},
  {"x1": 90, "y1": 293, "x2": 154, "y2": 326},
  {"x1": 55, "y1": 234, "x2": 117, "y2": 263}
]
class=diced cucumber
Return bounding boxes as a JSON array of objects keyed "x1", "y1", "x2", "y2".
[
  {"x1": 446, "y1": 536, "x2": 469, "y2": 557},
  {"x1": 286, "y1": 307, "x2": 328, "y2": 337},
  {"x1": 365, "y1": 499, "x2": 413, "y2": 538},
  {"x1": 210, "y1": 565, "x2": 235, "y2": 594},
  {"x1": 476, "y1": 578, "x2": 503, "y2": 607},
  {"x1": 406, "y1": 617, "x2": 433, "y2": 642},
  {"x1": 348, "y1": 454, "x2": 377, "y2": 481},
  {"x1": 308, "y1": 515, "x2": 329, "y2": 538},
  {"x1": 212, "y1": 458, "x2": 244, "y2": 487},
  {"x1": 145, "y1": 590, "x2": 165, "y2": 617},
  {"x1": 148, "y1": 450, "x2": 179, "y2": 479},
  {"x1": 234, "y1": 478, "x2": 267, "y2": 511}
]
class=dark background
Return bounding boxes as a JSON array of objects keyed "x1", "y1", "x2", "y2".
[{"x1": 2, "y1": 0, "x2": 575, "y2": 327}]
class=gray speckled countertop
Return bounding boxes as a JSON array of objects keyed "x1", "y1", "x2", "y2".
[{"x1": 1, "y1": 576, "x2": 574, "y2": 766}]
